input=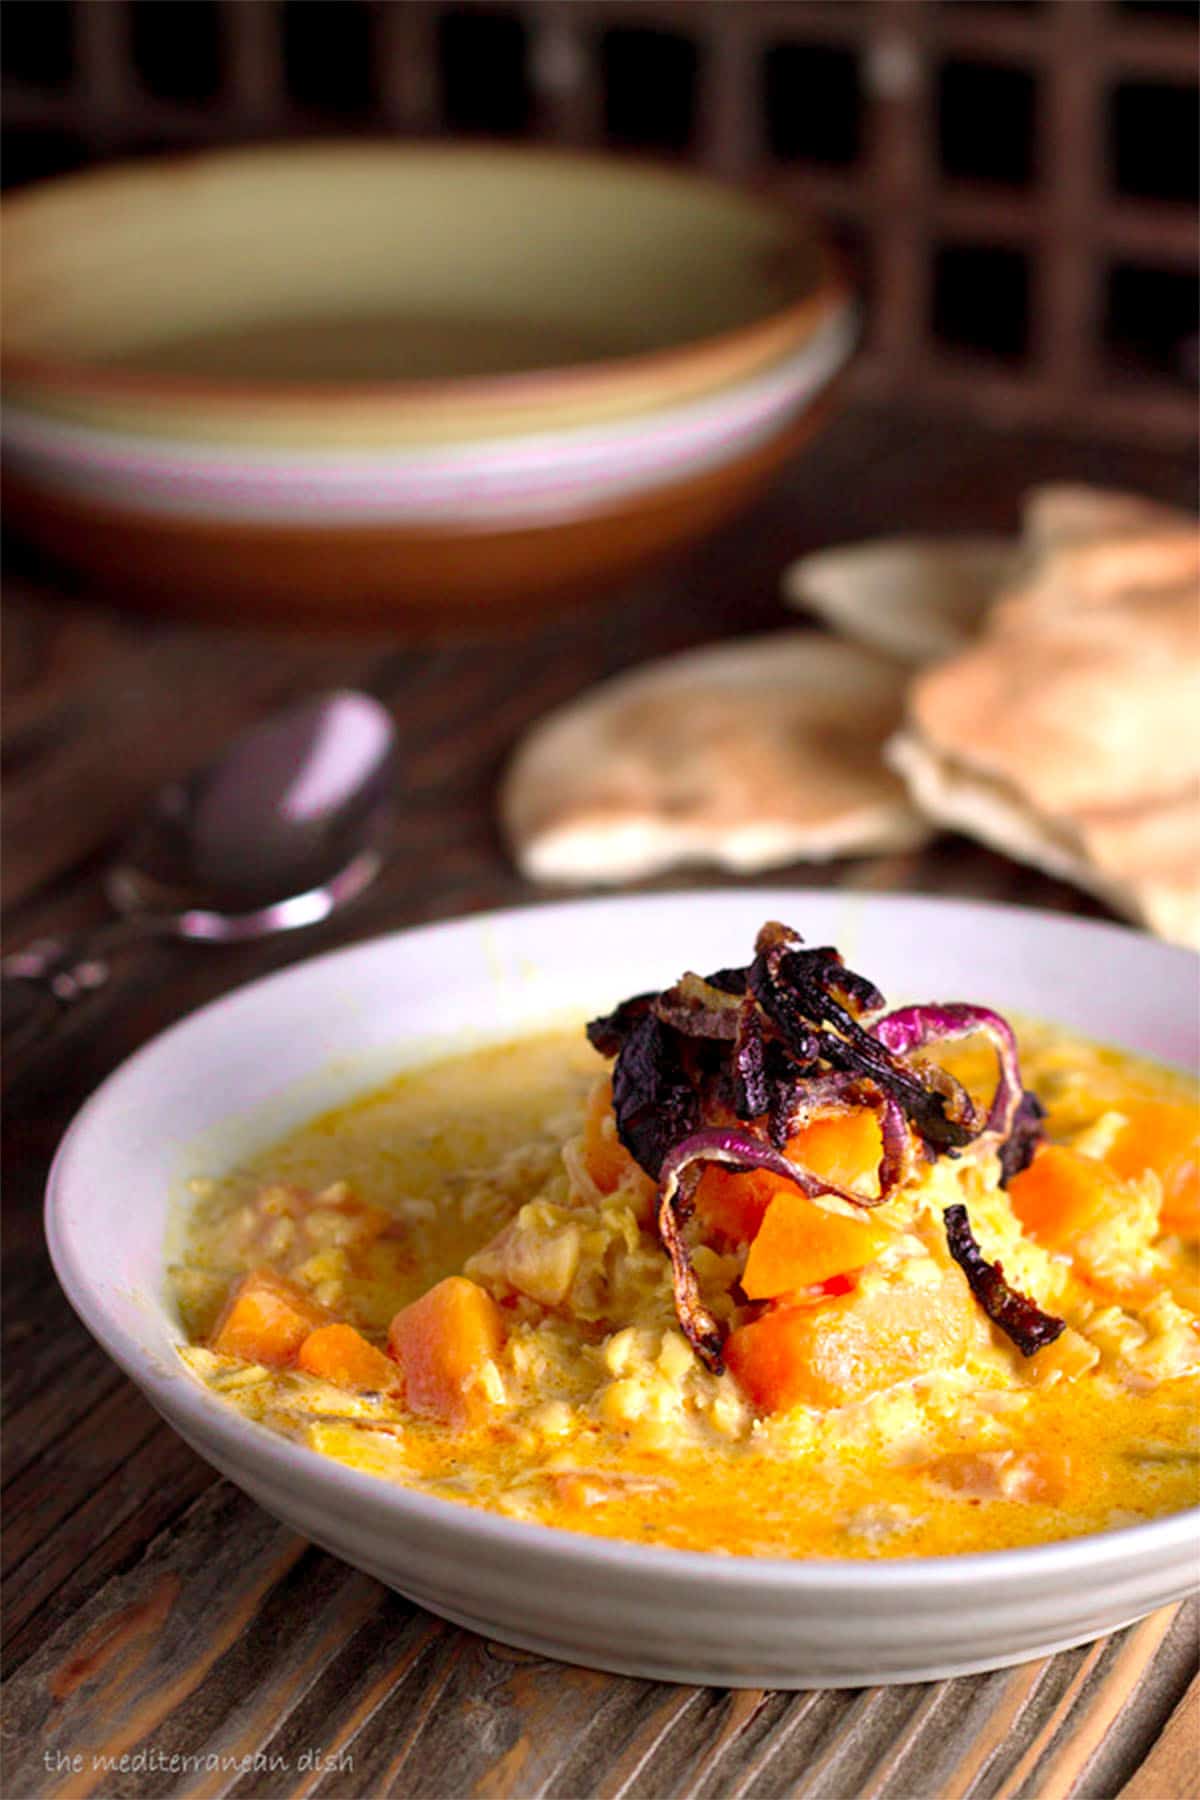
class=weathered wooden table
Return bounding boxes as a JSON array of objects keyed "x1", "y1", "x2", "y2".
[{"x1": 4, "y1": 404, "x2": 1196, "y2": 1800}]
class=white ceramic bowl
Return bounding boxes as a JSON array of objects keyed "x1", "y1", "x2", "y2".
[{"x1": 46, "y1": 891, "x2": 1200, "y2": 1687}]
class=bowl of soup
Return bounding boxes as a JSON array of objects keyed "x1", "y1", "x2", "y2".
[{"x1": 46, "y1": 891, "x2": 1199, "y2": 1685}]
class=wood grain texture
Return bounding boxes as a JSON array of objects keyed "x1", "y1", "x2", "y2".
[
  {"x1": 3, "y1": 403, "x2": 1196, "y2": 1799},
  {"x1": 1118, "y1": 1674, "x2": 1200, "y2": 1800}
]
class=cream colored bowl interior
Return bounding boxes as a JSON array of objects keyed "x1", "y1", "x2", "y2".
[{"x1": 3, "y1": 144, "x2": 825, "y2": 384}]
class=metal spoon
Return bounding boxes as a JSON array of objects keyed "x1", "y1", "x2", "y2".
[{"x1": 2, "y1": 690, "x2": 397, "y2": 1058}]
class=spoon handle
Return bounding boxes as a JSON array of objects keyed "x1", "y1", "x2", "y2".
[{"x1": 2, "y1": 916, "x2": 155, "y2": 1065}]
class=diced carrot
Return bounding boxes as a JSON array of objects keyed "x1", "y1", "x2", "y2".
[
  {"x1": 695, "y1": 1164, "x2": 782, "y2": 1243},
  {"x1": 1104, "y1": 1100, "x2": 1200, "y2": 1236},
  {"x1": 725, "y1": 1270, "x2": 974, "y2": 1413},
  {"x1": 581, "y1": 1077, "x2": 656, "y2": 1204},
  {"x1": 742, "y1": 1194, "x2": 893, "y2": 1301},
  {"x1": 387, "y1": 1276, "x2": 505, "y2": 1426},
  {"x1": 209, "y1": 1267, "x2": 333, "y2": 1367},
  {"x1": 785, "y1": 1109, "x2": 884, "y2": 1197},
  {"x1": 725, "y1": 1306, "x2": 819, "y2": 1413},
  {"x1": 1008, "y1": 1145, "x2": 1129, "y2": 1249},
  {"x1": 297, "y1": 1323, "x2": 400, "y2": 1393},
  {"x1": 696, "y1": 1108, "x2": 884, "y2": 1244}
]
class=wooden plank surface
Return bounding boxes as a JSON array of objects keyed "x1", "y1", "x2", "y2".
[{"x1": 3, "y1": 402, "x2": 1196, "y2": 1798}]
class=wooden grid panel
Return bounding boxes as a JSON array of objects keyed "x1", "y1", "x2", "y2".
[{"x1": 3, "y1": 0, "x2": 1197, "y2": 445}]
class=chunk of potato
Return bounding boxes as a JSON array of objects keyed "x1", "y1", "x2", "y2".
[
  {"x1": 387, "y1": 1276, "x2": 505, "y2": 1425},
  {"x1": 467, "y1": 1209, "x2": 582, "y2": 1308},
  {"x1": 725, "y1": 1267, "x2": 974, "y2": 1413},
  {"x1": 209, "y1": 1267, "x2": 333, "y2": 1367}
]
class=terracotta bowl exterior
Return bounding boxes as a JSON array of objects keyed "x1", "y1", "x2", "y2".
[
  {"x1": 2, "y1": 403, "x2": 836, "y2": 626},
  {"x1": 1, "y1": 143, "x2": 851, "y2": 625}
]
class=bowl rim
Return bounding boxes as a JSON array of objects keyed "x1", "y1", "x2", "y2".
[
  {"x1": 3, "y1": 306, "x2": 854, "y2": 472},
  {"x1": 2, "y1": 139, "x2": 850, "y2": 416},
  {"x1": 45, "y1": 888, "x2": 1200, "y2": 1593}
]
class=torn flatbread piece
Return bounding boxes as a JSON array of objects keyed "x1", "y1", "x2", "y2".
[
  {"x1": 1022, "y1": 486, "x2": 1195, "y2": 555},
  {"x1": 502, "y1": 632, "x2": 929, "y2": 884},
  {"x1": 889, "y1": 520, "x2": 1200, "y2": 948},
  {"x1": 1075, "y1": 791, "x2": 1200, "y2": 950},
  {"x1": 783, "y1": 537, "x2": 1017, "y2": 664},
  {"x1": 782, "y1": 489, "x2": 1196, "y2": 670},
  {"x1": 904, "y1": 531, "x2": 1200, "y2": 815},
  {"x1": 889, "y1": 733, "x2": 1200, "y2": 948}
]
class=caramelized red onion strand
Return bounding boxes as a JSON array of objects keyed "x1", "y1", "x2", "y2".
[
  {"x1": 656, "y1": 1127, "x2": 865, "y2": 1372},
  {"x1": 768, "y1": 1075, "x2": 916, "y2": 1196},
  {"x1": 590, "y1": 921, "x2": 1048, "y2": 1367},
  {"x1": 870, "y1": 1004, "x2": 1022, "y2": 1140},
  {"x1": 943, "y1": 1203, "x2": 1066, "y2": 1357}
]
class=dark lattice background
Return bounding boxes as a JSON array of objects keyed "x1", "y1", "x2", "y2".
[{"x1": 3, "y1": 0, "x2": 1197, "y2": 445}]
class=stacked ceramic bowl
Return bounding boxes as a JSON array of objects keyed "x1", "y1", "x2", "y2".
[{"x1": 1, "y1": 144, "x2": 855, "y2": 626}]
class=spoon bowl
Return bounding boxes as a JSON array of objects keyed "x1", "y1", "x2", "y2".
[
  {"x1": 2, "y1": 690, "x2": 397, "y2": 1057},
  {"x1": 106, "y1": 691, "x2": 397, "y2": 937}
]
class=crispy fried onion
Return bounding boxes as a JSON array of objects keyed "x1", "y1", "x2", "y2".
[
  {"x1": 766, "y1": 1070, "x2": 920, "y2": 1193},
  {"x1": 654, "y1": 971, "x2": 744, "y2": 1041},
  {"x1": 588, "y1": 920, "x2": 1046, "y2": 1362},
  {"x1": 998, "y1": 1089, "x2": 1046, "y2": 1185},
  {"x1": 943, "y1": 1202, "x2": 1065, "y2": 1357},
  {"x1": 870, "y1": 1004, "x2": 1019, "y2": 1139},
  {"x1": 657, "y1": 1127, "x2": 863, "y2": 1372},
  {"x1": 869, "y1": 1002, "x2": 1045, "y2": 1182},
  {"x1": 749, "y1": 926, "x2": 976, "y2": 1153}
]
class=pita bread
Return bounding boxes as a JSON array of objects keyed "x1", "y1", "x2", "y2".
[
  {"x1": 890, "y1": 511, "x2": 1200, "y2": 948},
  {"x1": 1022, "y1": 485, "x2": 1195, "y2": 554},
  {"x1": 906, "y1": 532, "x2": 1200, "y2": 814},
  {"x1": 782, "y1": 537, "x2": 1017, "y2": 664},
  {"x1": 1075, "y1": 790, "x2": 1200, "y2": 949},
  {"x1": 888, "y1": 732, "x2": 1200, "y2": 949},
  {"x1": 502, "y1": 632, "x2": 929, "y2": 884},
  {"x1": 782, "y1": 488, "x2": 1196, "y2": 670}
]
